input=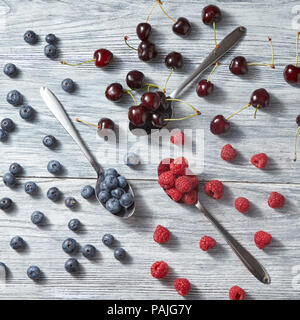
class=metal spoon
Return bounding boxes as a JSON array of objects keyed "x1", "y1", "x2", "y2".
[{"x1": 40, "y1": 87, "x2": 135, "y2": 218}]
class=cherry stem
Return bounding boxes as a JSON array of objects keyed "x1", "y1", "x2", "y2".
[
  {"x1": 144, "y1": 83, "x2": 164, "y2": 92},
  {"x1": 163, "y1": 67, "x2": 174, "y2": 93},
  {"x1": 247, "y1": 37, "x2": 275, "y2": 69},
  {"x1": 296, "y1": 32, "x2": 300, "y2": 67},
  {"x1": 124, "y1": 36, "x2": 139, "y2": 52},
  {"x1": 253, "y1": 105, "x2": 260, "y2": 119},
  {"x1": 157, "y1": 0, "x2": 177, "y2": 23},
  {"x1": 61, "y1": 58, "x2": 96, "y2": 67},
  {"x1": 76, "y1": 118, "x2": 98, "y2": 128},
  {"x1": 164, "y1": 112, "x2": 200, "y2": 122},
  {"x1": 207, "y1": 62, "x2": 219, "y2": 82},
  {"x1": 213, "y1": 22, "x2": 219, "y2": 48},
  {"x1": 146, "y1": 0, "x2": 159, "y2": 23},
  {"x1": 226, "y1": 103, "x2": 251, "y2": 121},
  {"x1": 124, "y1": 90, "x2": 138, "y2": 106},
  {"x1": 294, "y1": 126, "x2": 300, "y2": 161},
  {"x1": 166, "y1": 98, "x2": 201, "y2": 114}
]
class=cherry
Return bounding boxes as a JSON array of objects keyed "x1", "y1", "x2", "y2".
[
  {"x1": 105, "y1": 83, "x2": 124, "y2": 102},
  {"x1": 172, "y1": 17, "x2": 191, "y2": 36},
  {"x1": 229, "y1": 56, "x2": 248, "y2": 75},
  {"x1": 138, "y1": 41, "x2": 157, "y2": 61},
  {"x1": 98, "y1": 118, "x2": 115, "y2": 137},
  {"x1": 250, "y1": 88, "x2": 270, "y2": 108},
  {"x1": 141, "y1": 92, "x2": 160, "y2": 111},
  {"x1": 283, "y1": 64, "x2": 300, "y2": 84},
  {"x1": 126, "y1": 70, "x2": 144, "y2": 90},
  {"x1": 136, "y1": 23, "x2": 151, "y2": 41},
  {"x1": 165, "y1": 52, "x2": 183, "y2": 69},
  {"x1": 294, "y1": 114, "x2": 300, "y2": 161},
  {"x1": 128, "y1": 105, "x2": 149, "y2": 127},
  {"x1": 157, "y1": 91, "x2": 168, "y2": 110},
  {"x1": 152, "y1": 112, "x2": 167, "y2": 128},
  {"x1": 210, "y1": 115, "x2": 230, "y2": 135},
  {"x1": 297, "y1": 115, "x2": 300, "y2": 126},
  {"x1": 202, "y1": 5, "x2": 222, "y2": 25},
  {"x1": 94, "y1": 49, "x2": 113, "y2": 68},
  {"x1": 196, "y1": 80, "x2": 214, "y2": 97}
]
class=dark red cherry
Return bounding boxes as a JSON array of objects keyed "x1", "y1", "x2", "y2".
[
  {"x1": 141, "y1": 92, "x2": 160, "y2": 111},
  {"x1": 196, "y1": 80, "x2": 214, "y2": 97},
  {"x1": 250, "y1": 88, "x2": 270, "y2": 108},
  {"x1": 202, "y1": 5, "x2": 222, "y2": 25},
  {"x1": 126, "y1": 70, "x2": 144, "y2": 90},
  {"x1": 210, "y1": 115, "x2": 230, "y2": 135},
  {"x1": 138, "y1": 41, "x2": 157, "y2": 61},
  {"x1": 136, "y1": 23, "x2": 152, "y2": 41},
  {"x1": 172, "y1": 17, "x2": 191, "y2": 36},
  {"x1": 283, "y1": 64, "x2": 300, "y2": 84},
  {"x1": 297, "y1": 115, "x2": 300, "y2": 126},
  {"x1": 105, "y1": 83, "x2": 124, "y2": 101},
  {"x1": 151, "y1": 112, "x2": 167, "y2": 128},
  {"x1": 156, "y1": 91, "x2": 168, "y2": 110},
  {"x1": 93, "y1": 49, "x2": 113, "y2": 68},
  {"x1": 98, "y1": 118, "x2": 115, "y2": 136},
  {"x1": 229, "y1": 56, "x2": 248, "y2": 75},
  {"x1": 165, "y1": 51, "x2": 183, "y2": 69},
  {"x1": 128, "y1": 105, "x2": 149, "y2": 127}
]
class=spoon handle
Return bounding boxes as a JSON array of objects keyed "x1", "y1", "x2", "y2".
[
  {"x1": 170, "y1": 26, "x2": 246, "y2": 99},
  {"x1": 40, "y1": 87, "x2": 101, "y2": 175},
  {"x1": 195, "y1": 201, "x2": 271, "y2": 284}
]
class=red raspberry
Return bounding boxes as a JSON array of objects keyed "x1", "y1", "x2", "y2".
[
  {"x1": 268, "y1": 192, "x2": 285, "y2": 209},
  {"x1": 151, "y1": 261, "x2": 169, "y2": 279},
  {"x1": 166, "y1": 188, "x2": 182, "y2": 202},
  {"x1": 254, "y1": 230, "x2": 272, "y2": 249},
  {"x1": 182, "y1": 189, "x2": 198, "y2": 205},
  {"x1": 158, "y1": 171, "x2": 176, "y2": 189},
  {"x1": 170, "y1": 131, "x2": 185, "y2": 145},
  {"x1": 229, "y1": 285, "x2": 245, "y2": 300},
  {"x1": 235, "y1": 197, "x2": 250, "y2": 213},
  {"x1": 170, "y1": 156, "x2": 189, "y2": 175},
  {"x1": 204, "y1": 180, "x2": 224, "y2": 200},
  {"x1": 199, "y1": 235, "x2": 216, "y2": 251},
  {"x1": 189, "y1": 175, "x2": 199, "y2": 188},
  {"x1": 221, "y1": 144, "x2": 238, "y2": 162},
  {"x1": 158, "y1": 158, "x2": 174, "y2": 176},
  {"x1": 175, "y1": 176, "x2": 192, "y2": 193},
  {"x1": 251, "y1": 153, "x2": 268, "y2": 169},
  {"x1": 153, "y1": 225, "x2": 170, "y2": 244},
  {"x1": 174, "y1": 278, "x2": 190, "y2": 296}
]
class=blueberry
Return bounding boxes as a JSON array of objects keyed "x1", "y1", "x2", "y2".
[
  {"x1": 81, "y1": 185, "x2": 95, "y2": 199},
  {"x1": 104, "y1": 168, "x2": 118, "y2": 177},
  {"x1": 45, "y1": 33, "x2": 57, "y2": 44},
  {"x1": 111, "y1": 187, "x2": 125, "y2": 200},
  {"x1": 102, "y1": 233, "x2": 114, "y2": 247},
  {"x1": 65, "y1": 197, "x2": 77, "y2": 209},
  {"x1": 44, "y1": 44, "x2": 57, "y2": 59},
  {"x1": 19, "y1": 105, "x2": 35, "y2": 120},
  {"x1": 65, "y1": 258, "x2": 79, "y2": 273},
  {"x1": 27, "y1": 266, "x2": 41, "y2": 280},
  {"x1": 62, "y1": 238, "x2": 77, "y2": 254},
  {"x1": 10, "y1": 236, "x2": 24, "y2": 250},
  {"x1": 106, "y1": 198, "x2": 121, "y2": 214},
  {"x1": 82, "y1": 244, "x2": 96, "y2": 259},
  {"x1": 124, "y1": 152, "x2": 140, "y2": 166},
  {"x1": 3, "y1": 63, "x2": 17, "y2": 77},
  {"x1": 31, "y1": 211, "x2": 44, "y2": 225},
  {"x1": 6, "y1": 90, "x2": 23, "y2": 106},
  {"x1": 68, "y1": 218, "x2": 80, "y2": 231},
  {"x1": 24, "y1": 30, "x2": 38, "y2": 45},
  {"x1": 98, "y1": 191, "x2": 110, "y2": 203},
  {"x1": 117, "y1": 176, "x2": 128, "y2": 189},
  {"x1": 104, "y1": 175, "x2": 119, "y2": 190},
  {"x1": 24, "y1": 181, "x2": 38, "y2": 195},
  {"x1": 1, "y1": 118, "x2": 15, "y2": 132},
  {"x1": 9, "y1": 163, "x2": 22, "y2": 175},
  {"x1": 47, "y1": 160, "x2": 62, "y2": 174},
  {"x1": 47, "y1": 187, "x2": 61, "y2": 201},
  {"x1": 43, "y1": 135, "x2": 56, "y2": 148},
  {"x1": 114, "y1": 248, "x2": 126, "y2": 261},
  {"x1": 3, "y1": 173, "x2": 16, "y2": 187},
  {"x1": 120, "y1": 193, "x2": 134, "y2": 208},
  {"x1": 0, "y1": 197, "x2": 12, "y2": 210},
  {"x1": 61, "y1": 78, "x2": 75, "y2": 93},
  {"x1": 0, "y1": 129, "x2": 7, "y2": 141},
  {"x1": 100, "y1": 181, "x2": 110, "y2": 192}
]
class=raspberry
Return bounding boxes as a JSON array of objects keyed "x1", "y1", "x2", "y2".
[
  {"x1": 158, "y1": 158, "x2": 174, "y2": 176},
  {"x1": 175, "y1": 176, "x2": 192, "y2": 193},
  {"x1": 204, "y1": 180, "x2": 224, "y2": 200},
  {"x1": 174, "y1": 278, "x2": 190, "y2": 296},
  {"x1": 268, "y1": 192, "x2": 285, "y2": 209},
  {"x1": 229, "y1": 285, "x2": 245, "y2": 300},
  {"x1": 182, "y1": 189, "x2": 198, "y2": 205},
  {"x1": 153, "y1": 225, "x2": 170, "y2": 244},
  {"x1": 166, "y1": 188, "x2": 182, "y2": 202},
  {"x1": 170, "y1": 156, "x2": 189, "y2": 175},
  {"x1": 254, "y1": 230, "x2": 272, "y2": 249},
  {"x1": 170, "y1": 131, "x2": 185, "y2": 145},
  {"x1": 185, "y1": 169, "x2": 199, "y2": 188},
  {"x1": 251, "y1": 153, "x2": 268, "y2": 169},
  {"x1": 151, "y1": 261, "x2": 169, "y2": 279},
  {"x1": 199, "y1": 235, "x2": 216, "y2": 251},
  {"x1": 221, "y1": 144, "x2": 238, "y2": 162},
  {"x1": 158, "y1": 171, "x2": 176, "y2": 189},
  {"x1": 235, "y1": 197, "x2": 250, "y2": 213}
]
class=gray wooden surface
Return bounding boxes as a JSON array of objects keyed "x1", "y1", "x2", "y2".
[{"x1": 0, "y1": 0, "x2": 299, "y2": 300}]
